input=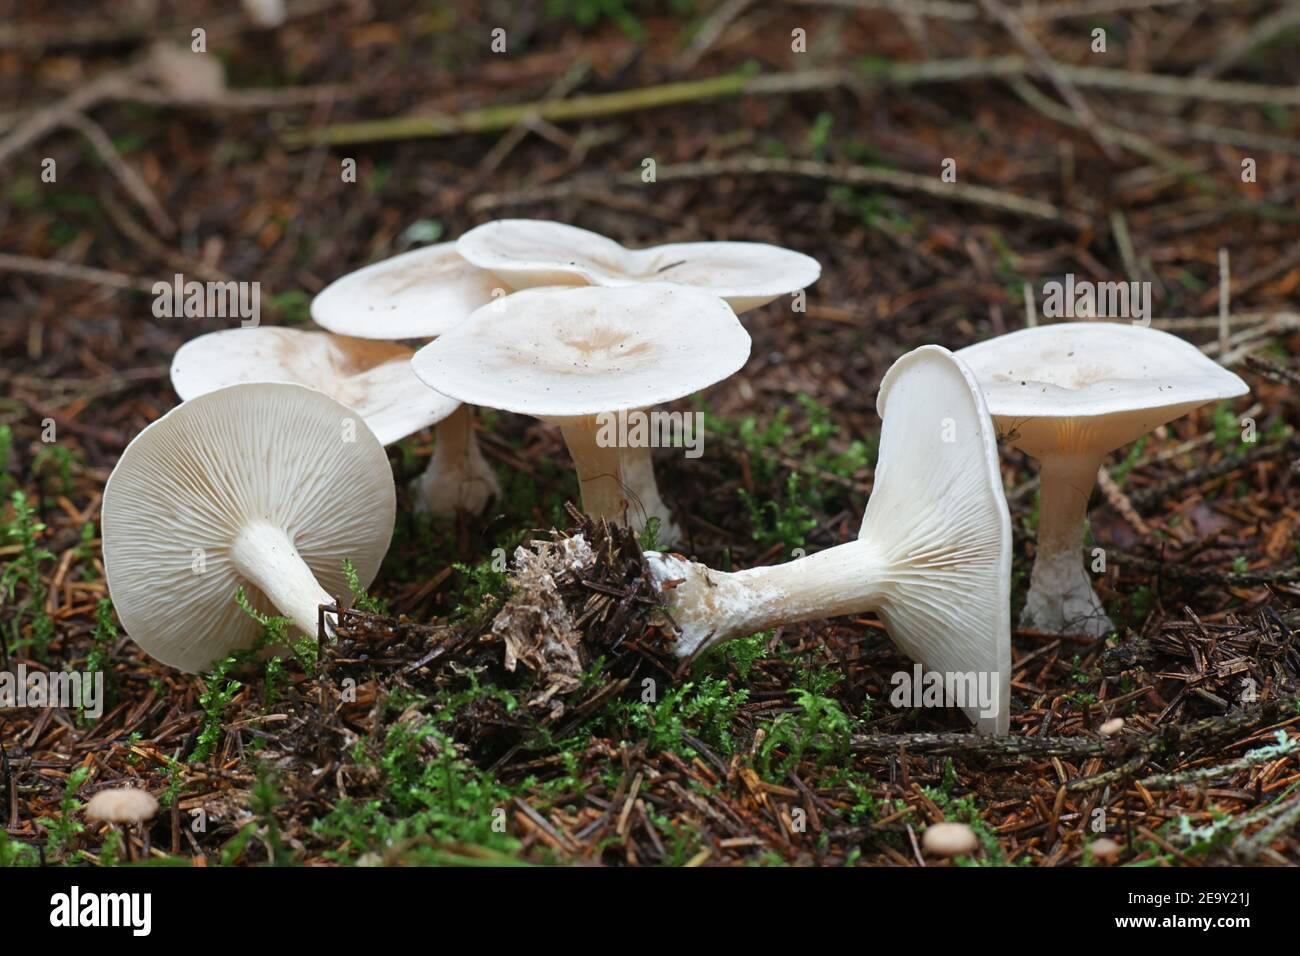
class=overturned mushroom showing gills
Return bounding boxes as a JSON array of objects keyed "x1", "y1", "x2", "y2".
[
  {"x1": 458, "y1": 219, "x2": 821, "y2": 545},
  {"x1": 103, "y1": 382, "x2": 396, "y2": 673},
  {"x1": 310, "y1": 242, "x2": 504, "y2": 514},
  {"x1": 169, "y1": 326, "x2": 490, "y2": 515},
  {"x1": 957, "y1": 323, "x2": 1249, "y2": 638},
  {"x1": 411, "y1": 284, "x2": 750, "y2": 535},
  {"x1": 646, "y1": 346, "x2": 1012, "y2": 734}
]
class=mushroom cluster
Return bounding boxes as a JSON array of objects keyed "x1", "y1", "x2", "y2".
[{"x1": 99, "y1": 217, "x2": 1249, "y2": 739}]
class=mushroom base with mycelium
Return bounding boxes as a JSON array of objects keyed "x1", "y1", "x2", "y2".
[
  {"x1": 645, "y1": 345, "x2": 1013, "y2": 735},
  {"x1": 1019, "y1": 449, "x2": 1113, "y2": 637},
  {"x1": 413, "y1": 404, "x2": 503, "y2": 516}
]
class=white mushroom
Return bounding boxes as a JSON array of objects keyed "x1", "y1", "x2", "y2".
[
  {"x1": 456, "y1": 219, "x2": 822, "y2": 312},
  {"x1": 456, "y1": 219, "x2": 822, "y2": 544},
  {"x1": 311, "y1": 242, "x2": 503, "y2": 340},
  {"x1": 85, "y1": 787, "x2": 159, "y2": 826},
  {"x1": 644, "y1": 346, "x2": 1012, "y2": 734},
  {"x1": 148, "y1": 42, "x2": 226, "y2": 102},
  {"x1": 1089, "y1": 836, "x2": 1122, "y2": 864},
  {"x1": 85, "y1": 786, "x2": 159, "y2": 862},
  {"x1": 170, "y1": 327, "x2": 455, "y2": 446},
  {"x1": 102, "y1": 382, "x2": 396, "y2": 673},
  {"x1": 311, "y1": 242, "x2": 505, "y2": 516},
  {"x1": 242, "y1": 0, "x2": 287, "y2": 29},
  {"x1": 922, "y1": 821, "x2": 979, "y2": 858},
  {"x1": 411, "y1": 284, "x2": 751, "y2": 537},
  {"x1": 957, "y1": 323, "x2": 1249, "y2": 637},
  {"x1": 169, "y1": 326, "x2": 491, "y2": 515}
]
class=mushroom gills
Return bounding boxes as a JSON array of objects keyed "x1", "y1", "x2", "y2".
[{"x1": 646, "y1": 346, "x2": 1012, "y2": 734}]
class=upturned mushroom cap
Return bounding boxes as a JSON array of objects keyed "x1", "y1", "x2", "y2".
[
  {"x1": 170, "y1": 327, "x2": 459, "y2": 446},
  {"x1": 868, "y1": 345, "x2": 1013, "y2": 734},
  {"x1": 85, "y1": 787, "x2": 159, "y2": 825},
  {"x1": 456, "y1": 219, "x2": 821, "y2": 313},
  {"x1": 955, "y1": 323, "x2": 1249, "y2": 458},
  {"x1": 103, "y1": 382, "x2": 396, "y2": 673},
  {"x1": 310, "y1": 242, "x2": 502, "y2": 340},
  {"x1": 411, "y1": 284, "x2": 751, "y2": 419}
]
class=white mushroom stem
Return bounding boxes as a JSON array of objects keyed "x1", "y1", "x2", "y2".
[
  {"x1": 635, "y1": 346, "x2": 1012, "y2": 734},
  {"x1": 230, "y1": 522, "x2": 336, "y2": 639},
  {"x1": 1023, "y1": 450, "x2": 1114, "y2": 637},
  {"x1": 619, "y1": 444, "x2": 682, "y2": 546},
  {"x1": 413, "y1": 405, "x2": 501, "y2": 516},
  {"x1": 557, "y1": 415, "x2": 630, "y2": 524},
  {"x1": 647, "y1": 541, "x2": 886, "y2": 658}
]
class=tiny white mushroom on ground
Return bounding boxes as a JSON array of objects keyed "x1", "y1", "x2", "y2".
[
  {"x1": 1099, "y1": 716, "x2": 1125, "y2": 737},
  {"x1": 457, "y1": 219, "x2": 822, "y2": 545},
  {"x1": 102, "y1": 382, "x2": 396, "y2": 673},
  {"x1": 310, "y1": 242, "x2": 505, "y2": 516},
  {"x1": 242, "y1": 0, "x2": 288, "y2": 28},
  {"x1": 85, "y1": 787, "x2": 159, "y2": 825},
  {"x1": 922, "y1": 821, "x2": 979, "y2": 858},
  {"x1": 644, "y1": 346, "x2": 1012, "y2": 734},
  {"x1": 411, "y1": 284, "x2": 751, "y2": 537},
  {"x1": 85, "y1": 786, "x2": 159, "y2": 861},
  {"x1": 148, "y1": 42, "x2": 226, "y2": 102},
  {"x1": 1089, "y1": 836, "x2": 1122, "y2": 863},
  {"x1": 958, "y1": 323, "x2": 1248, "y2": 638}
]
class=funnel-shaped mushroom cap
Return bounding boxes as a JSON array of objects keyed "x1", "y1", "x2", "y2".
[
  {"x1": 412, "y1": 284, "x2": 751, "y2": 419},
  {"x1": 456, "y1": 219, "x2": 821, "y2": 313},
  {"x1": 868, "y1": 346, "x2": 1012, "y2": 734},
  {"x1": 310, "y1": 242, "x2": 503, "y2": 340},
  {"x1": 956, "y1": 324, "x2": 1249, "y2": 459},
  {"x1": 171, "y1": 327, "x2": 459, "y2": 446},
  {"x1": 103, "y1": 383, "x2": 396, "y2": 673}
]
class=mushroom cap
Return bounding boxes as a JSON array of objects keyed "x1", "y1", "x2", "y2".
[
  {"x1": 85, "y1": 787, "x2": 159, "y2": 825},
  {"x1": 921, "y1": 821, "x2": 979, "y2": 857},
  {"x1": 310, "y1": 242, "x2": 502, "y2": 340},
  {"x1": 170, "y1": 327, "x2": 459, "y2": 446},
  {"x1": 456, "y1": 219, "x2": 821, "y2": 313},
  {"x1": 103, "y1": 382, "x2": 396, "y2": 673},
  {"x1": 411, "y1": 284, "x2": 751, "y2": 420},
  {"x1": 956, "y1": 323, "x2": 1249, "y2": 458},
  {"x1": 148, "y1": 41, "x2": 226, "y2": 101},
  {"x1": 868, "y1": 345, "x2": 1012, "y2": 735}
]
